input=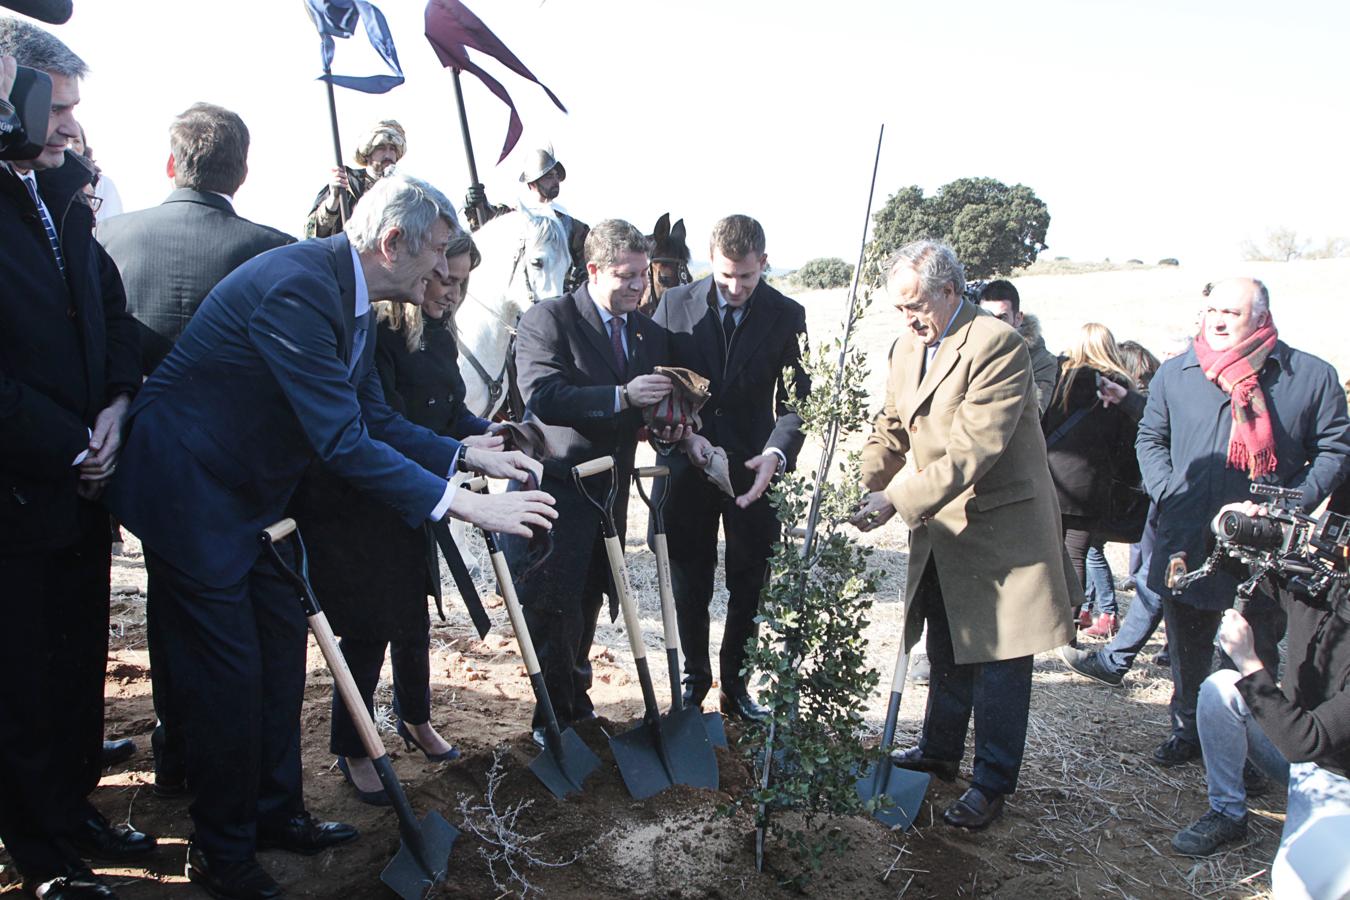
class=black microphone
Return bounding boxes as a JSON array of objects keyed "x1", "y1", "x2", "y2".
[{"x1": 0, "y1": 0, "x2": 73, "y2": 25}]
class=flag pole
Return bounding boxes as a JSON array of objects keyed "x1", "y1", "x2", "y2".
[
  {"x1": 451, "y1": 67, "x2": 490, "y2": 228},
  {"x1": 322, "y1": 61, "x2": 349, "y2": 226}
]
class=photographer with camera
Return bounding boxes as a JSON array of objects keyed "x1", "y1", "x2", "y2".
[
  {"x1": 1112, "y1": 278, "x2": 1350, "y2": 774},
  {"x1": 1, "y1": 17, "x2": 147, "y2": 900},
  {"x1": 1167, "y1": 501, "x2": 1350, "y2": 899}
]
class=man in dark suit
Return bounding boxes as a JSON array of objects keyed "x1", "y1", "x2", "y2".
[
  {"x1": 99, "y1": 102, "x2": 295, "y2": 375},
  {"x1": 108, "y1": 174, "x2": 555, "y2": 900},
  {"x1": 97, "y1": 103, "x2": 294, "y2": 799},
  {"x1": 653, "y1": 215, "x2": 809, "y2": 720},
  {"x1": 0, "y1": 19, "x2": 150, "y2": 900},
  {"x1": 509, "y1": 219, "x2": 681, "y2": 741}
]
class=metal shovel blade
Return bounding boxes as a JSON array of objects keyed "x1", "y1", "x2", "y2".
[
  {"x1": 661, "y1": 705, "x2": 719, "y2": 791},
  {"x1": 379, "y1": 810, "x2": 459, "y2": 900},
  {"x1": 610, "y1": 719, "x2": 675, "y2": 800},
  {"x1": 703, "y1": 710, "x2": 727, "y2": 748},
  {"x1": 529, "y1": 726, "x2": 600, "y2": 799},
  {"x1": 854, "y1": 762, "x2": 930, "y2": 831}
]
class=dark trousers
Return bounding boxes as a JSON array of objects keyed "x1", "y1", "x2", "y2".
[
  {"x1": 1163, "y1": 589, "x2": 1287, "y2": 746},
  {"x1": 913, "y1": 562, "x2": 1034, "y2": 795},
  {"x1": 1101, "y1": 503, "x2": 1163, "y2": 674},
  {"x1": 521, "y1": 534, "x2": 607, "y2": 730},
  {"x1": 144, "y1": 547, "x2": 308, "y2": 862},
  {"x1": 330, "y1": 634, "x2": 431, "y2": 758},
  {"x1": 0, "y1": 504, "x2": 109, "y2": 882},
  {"x1": 663, "y1": 459, "x2": 778, "y2": 700},
  {"x1": 145, "y1": 566, "x2": 187, "y2": 785}
]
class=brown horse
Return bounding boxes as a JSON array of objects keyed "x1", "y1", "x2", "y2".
[{"x1": 638, "y1": 212, "x2": 691, "y2": 317}]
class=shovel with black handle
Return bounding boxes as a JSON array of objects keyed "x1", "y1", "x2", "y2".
[
  {"x1": 632, "y1": 465, "x2": 727, "y2": 748},
  {"x1": 463, "y1": 477, "x2": 600, "y2": 799},
  {"x1": 853, "y1": 599, "x2": 930, "y2": 830},
  {"x1": 259, "y1": 519, "x2": 458, "y2": 900},
  {"x1": 573, "y1": 456, "x2": 719, "y2": 799}
]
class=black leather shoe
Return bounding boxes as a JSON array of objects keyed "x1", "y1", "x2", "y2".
[
  {"x1": 186, "y1": 844, "x2": 282, "y2": 900},
  {"x1": 24, "y1": 867, "x2": 118, "y2": 899},
  {"x1": 257, "y1": 812, "x2": 357, "y2": 856},
  {"x1": 68, "y1": 812, "x2": 157, "y2": 861},
  {"x1": 682, "y1": 685, "x2": 709, "y2": 709},
  {"x1": 719, "y1": 689, "x2": 768, "y2": 722},
  {"x1": 1152, "y1": 735, "x2": 1202, "y2": 767},
  {"x1": 942, "y1": 786, "x2": 1005, "y2": 829},
  {"x1": 100, "y1": 739, "x2": 136, "y2": 768},
  {"x1": 153, "y1": 773, "x2": 189, "y2": 798},
  {"x1": 888, "y1": 746, "x2": 959, "y2": 782}
]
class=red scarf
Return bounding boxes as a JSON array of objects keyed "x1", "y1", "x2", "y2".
[{"x1": 1193, "y1": 318, "x2": 1279, "y2": 478}]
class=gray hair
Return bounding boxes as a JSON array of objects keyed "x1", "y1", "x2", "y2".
[
  {"x1": 0, "y1": 17, "x2": 87, "y2": 77},
  {"x1": 584, "y1": 219, "x2": 650, "y2": 269},
  {"x1": 884, "y1": 239, "x2": 966, "y2": 301},
  {"x1": 345, "y1": 173, "x2": 460, "y2": 257}
]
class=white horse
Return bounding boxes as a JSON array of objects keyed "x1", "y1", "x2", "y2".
[{"x1": 455, "y1": 209, "x2": 571, "y2": 419}]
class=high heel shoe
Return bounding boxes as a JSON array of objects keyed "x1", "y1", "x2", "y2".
[
  {"x1": 396, "y1": 721, "x2": 461, "y2": 763},
  {"x1": 335, "y1": 757, "x2": 392, "y2": 806}
]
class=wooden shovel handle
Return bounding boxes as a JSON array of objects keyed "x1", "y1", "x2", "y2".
[
  {"x1": 602, "y1": 535, "x2": 645, "y2": 662},
  {"x1": 634, "y1": 465, "x2": 670, "y2": 478},
  {"x1": 573, "y1": 456, "x2": 615, "y2": 479},
  {"x1": 310, "y1": 610, "x2": 386, "y2": 760},
  {"x1": 463, "y1": 475, "x2": 488, "y2": 493},
  {"x1": 488, "y1": 550, "x2": 542, "y2": 675},
  {"x1": 262, "y1": 518, "x2": 297, "y2": 543}
]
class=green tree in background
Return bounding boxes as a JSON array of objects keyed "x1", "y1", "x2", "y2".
[
  {"x1": 864, "y1": 177, "x2": 1050, "y2": 283},
  {"x1": 794, "y1": 257, "x2": 854, "y2": 290}
]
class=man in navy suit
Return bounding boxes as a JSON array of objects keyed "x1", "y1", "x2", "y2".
[{"x1": 109, "y1": 174, "x2": 555, "y2": 900}]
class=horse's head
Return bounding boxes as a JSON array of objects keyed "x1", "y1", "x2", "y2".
[
  {"x1": 515, "y1": 207, "x2": 571, "y2": 304},
  {"x1": 639, "y1": 212, "x2": 691, "y2": 316}
]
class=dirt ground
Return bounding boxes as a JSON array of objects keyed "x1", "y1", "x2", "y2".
[{"x1": 8, "y1": 264, "x2": 1337, "y2": 898}]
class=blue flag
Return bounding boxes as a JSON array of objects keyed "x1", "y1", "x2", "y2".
[{"x1": 305, "y1": 0, "x2": 404, "y2": 94}]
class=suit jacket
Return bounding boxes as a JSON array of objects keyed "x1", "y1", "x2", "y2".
[
  {"x1": 98, "y1": 188, "x2": 295, "y2": 374},
  {"x1": 107, "y1": 234, "x2": 459, "y2": 588},
  {"x1": 0, "y1": 153, "x2": 140, "y2": 554},
  {"x1": 860, "y1": 302, "x2": 1076, "y2": 664},
  {"x1": 654, "y1": 277, "x2": 809, "y2": 466},
  {"x1": 506, "y1": 285, "x2": 668, "y2": 608}
]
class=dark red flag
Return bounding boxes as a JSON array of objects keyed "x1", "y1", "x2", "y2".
[{"x1": 424, "y1": 0, "x2": 567, "y2": 163}]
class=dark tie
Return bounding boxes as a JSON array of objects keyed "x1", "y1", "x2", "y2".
[
  {"x1": 722, "y1": 305, "x2": 737, "y2": 343},
  {"x1": 608, "y1": 316, "x2": 627, "y2": 378},
  {"x1": 349, "y1": 310, "x2": 371, "y2": 375},
  {"x1": 23, "y1": 175, "x2": 65, "y2": 274}
]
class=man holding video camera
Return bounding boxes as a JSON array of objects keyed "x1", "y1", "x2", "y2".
[
  {"x1": 1, "y1": 17, "x2": 147, "y2": 900},
  {"x1": 1129, "y1": 278, "x2": 1349, "y2": 772}
]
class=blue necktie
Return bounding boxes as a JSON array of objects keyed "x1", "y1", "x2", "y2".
[
  {"x1": 23, "y1": 174, "x2": 65, "y2": 274},
  {"x1": 349, "y1": 310, "x2": 370, "y2": 375}
]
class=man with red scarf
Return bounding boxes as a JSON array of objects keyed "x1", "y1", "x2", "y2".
[{"x1": 1136, "y1": 277, "x2": 1350, "y2": 768}]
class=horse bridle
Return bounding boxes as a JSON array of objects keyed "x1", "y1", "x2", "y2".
[
  {"x1": 647, "y1": 256, "x2": 691, "y2": 298},
  {"x1": 457, "y1": 237, "x2": 532, "y2": 418}
]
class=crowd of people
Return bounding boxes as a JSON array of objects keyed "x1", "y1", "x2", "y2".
[{"x1": 3, "y1": 11, "x2": 1349, "y2": 900}]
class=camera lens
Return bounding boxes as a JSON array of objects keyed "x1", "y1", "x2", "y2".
[{"x1": 1217, "y1": 511, "x2": 1283, "y2": 550}]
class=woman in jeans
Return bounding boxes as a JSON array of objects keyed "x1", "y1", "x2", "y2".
[
  {"x1": 292, "y1": 232, "x2": 504, "y2": 803},
  {"x1": 1042, "y1": 324, "x2": 1145, "y2": 637}
]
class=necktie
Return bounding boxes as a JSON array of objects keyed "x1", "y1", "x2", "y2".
[
  {"x1": 722, "y1": 305, "x2": 737, "y2": 344},
  {"x1": 23, "y1": 175, "x2": 65, "y2": 274},
  {"x1": 349, "y1": 310, "x2": 370, "y2": 375},
  {"x1": 608, "y1": 316, "x2": 627, "y2": 378}
]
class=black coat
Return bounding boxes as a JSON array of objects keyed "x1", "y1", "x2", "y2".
[
  {"x1": 1041, "y1": 364, "x2": 1145, "y2": 521},
  {"x1": 291, "y1": 315, "x2": 489, "y2": 640},
  {"x1": 98, "y1": 189, "x2": 294, "y2": 374},
  {"x1": 1, "y1": 153, "x2": 140, "y2": 554},
  {"x1": 506, "y1": 285, "x2": 668, "y2": 611}
]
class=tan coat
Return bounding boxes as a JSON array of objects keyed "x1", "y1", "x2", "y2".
[{"x1": 860, "y1": 302, "x2": 1077, "y2": 664}]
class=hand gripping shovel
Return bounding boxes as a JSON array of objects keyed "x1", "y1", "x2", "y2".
[
  {"x1": 573, "y1": 456, "x2": 719, "y2": 799},
  {"x1": 632, "y1": 465, "x2": 727, "y2": 748},
  {"x1": 853, "y1": 602, "x2": 930, "y2": 830},
  {"x1": 463, "y1": 478, "x2": 599, "y2": 798},
  {"x1": 259, "y1": 520, "x2": 457, "y2": 900}
]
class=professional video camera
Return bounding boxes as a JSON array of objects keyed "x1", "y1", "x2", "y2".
[
  {"x1": 0, "y1": 64, "x2": 51, "y2": 161},
  {"x1": 1166, "y1": 483, "x2": 1350, "y2": 610}
]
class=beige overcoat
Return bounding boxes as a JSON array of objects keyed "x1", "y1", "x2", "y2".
[{"x1": 860, "y1": 302, "x2": 1078, "y2": 664}]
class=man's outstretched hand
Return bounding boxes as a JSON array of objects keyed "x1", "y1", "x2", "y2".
[
  {"x1": 451, "y1": 488, "x2": 556, "y2": 538},
  {"x1": 463, "y1": 448, "x2": 543, "y2": 485},
  {"x1": 736, "y1": 453, "x2": 780, "y2": 509},
  {"x1": 849, "y1": 490, "x2": 897, "y2": 531}
]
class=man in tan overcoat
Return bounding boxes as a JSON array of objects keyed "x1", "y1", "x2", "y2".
[{"x1": 853, "y1": 239, "x2": 1076, "y2": 829}]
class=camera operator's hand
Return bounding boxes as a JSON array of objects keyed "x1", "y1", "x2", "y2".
[{"x1": 1217, "y1": 608, "x2": 1263, "y2": 676}]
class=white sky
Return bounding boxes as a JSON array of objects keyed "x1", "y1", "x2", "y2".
[{"x1": 37, "y1": 0, "x2": 1350, "y2": 270}]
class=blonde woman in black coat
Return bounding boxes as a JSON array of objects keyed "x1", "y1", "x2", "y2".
[
  {"x1": 291, "y1": 233, "x2": 504, "y2": 804},
  {"x1": 1042, "y1": 323, "x2": 1146, "y2": 637}
]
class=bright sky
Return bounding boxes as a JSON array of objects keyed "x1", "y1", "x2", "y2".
[{"x1": 38, "y1": 0, "x2": 1350, "y2": 271}]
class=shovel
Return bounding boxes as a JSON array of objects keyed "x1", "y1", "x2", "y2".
[
  {"x1": 632, "y1": 465, "x2": 727, "y2": 748},
  {"x1": 463, "y1": 478, "x2": 600, "y2": 798},
  {"x1": 573, "y1": 456, "x2": 719, "y2": 799},
  {"x1": 853, "y1": 602, "x2": 930, "y2": 830},
  {"x1": 259, "y1": 519, "x2": 458, "y2": 900}
]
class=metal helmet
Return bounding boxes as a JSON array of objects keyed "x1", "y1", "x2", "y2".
[{"x1": 519, "y1": 145, "x2": 566, "y2": 184}]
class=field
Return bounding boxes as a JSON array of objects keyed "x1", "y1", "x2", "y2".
[{"x1": 3, "y1": 259, "x2": 1346, "y2": 898}]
